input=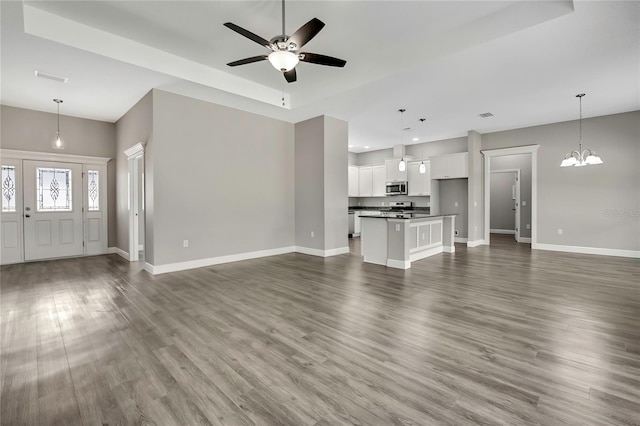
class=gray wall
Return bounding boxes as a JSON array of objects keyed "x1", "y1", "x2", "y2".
[
  {"x1": 295, "y1": 116, "x2": 325, "y2": 250},
  {"x1": 490, "y1": 172, "x2": 516, "y2": 231},
  {"x1": 115, "y1": 91, "x2": 153, "y2": 259},
  {"x1": 323, "y1": 116, "x2": 348, "y2": 251},
  {"x1": 438, "y1": 179, "x2": 468, "y2": 238},
  {"x1": 295, "y1": 115, "x2": 348, "y2": 252},
  {"x1": 468, "y1": 130, "x2": 484, "y2": 242},
  {"x1": 482, "y1": 110, "x2": 639, "y2": 251},
  {"x1": 491, "y1": 154, "x2": 532, "y2": 238},
  {"x1": 0, "y1": 105, "x2": 117, "y2": 246},
  {"x1": 151, "y1": 90, "x2": 294, "y2": 265}
]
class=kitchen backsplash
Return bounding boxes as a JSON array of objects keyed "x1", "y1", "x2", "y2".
[{"x1": 349, "y1": 196, "x2": 430, "y2": 208}]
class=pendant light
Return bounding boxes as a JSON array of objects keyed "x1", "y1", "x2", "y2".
[
  {"x1": 52, "y1": 99, "x2": 64, "y2": 150},
  {"x1": 418, "y1": 118, "x2": 426, "y2": 174},
  {"x1": 398, "y1": 109, "x2": 406, "y2": 172},
  {"x1": 560, "y1": 93, "x2": 603, "y2": 167}
]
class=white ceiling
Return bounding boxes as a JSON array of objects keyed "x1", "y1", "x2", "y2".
[{"x1": 1, "y1": 1, "x2": 638, "y2": 153}]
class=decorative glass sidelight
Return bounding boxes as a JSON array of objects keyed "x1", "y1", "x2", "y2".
[
  {"x1": 1, "y1": 165, "x2": 16, "y2": 212},
  {"x1": 37, "y1": 167, "x2": 72, "y2": 211},
  {"x1": 88, "y1": 170, "x2": 99, "y2": 211}
]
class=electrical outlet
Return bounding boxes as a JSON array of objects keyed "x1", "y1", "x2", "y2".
[
  {"x1": 395, "y1": 224, "x2": 401, "y2": 232},
  {"x1": 557, "y1": 228, "x2": 563, "y2": 235},
  {"x1": 454, "y1": 201, "x2": 459, "y2": 207},
  {"x1": 526, "y1": 224, "x2": 531, "y2": 230},
  {"x1": 183, "y1": 240, "x2": 189, "y2": 248},
  {"x1": 311, "y1": 231, "x2": 315, "y2": 238},
  {"x1": 522, "y1": 200, "x2": 527, "y2": 207},
  {"x1": 474, "y1": 201, "x2": 477, "y2": 207},
  {"x1": 358, "y1": 202, "x2": 361, "y2": 206},
  {"x1": 381, "y1": 202, "x2": 384, "y2": 206}
]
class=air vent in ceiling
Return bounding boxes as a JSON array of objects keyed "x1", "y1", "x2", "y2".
[
  {"x1": 478, "y1": 112, "x2": 494, "y2": 118},
  {"x1": 35, "y1": 70, "x2": 69, "y2": 83}
]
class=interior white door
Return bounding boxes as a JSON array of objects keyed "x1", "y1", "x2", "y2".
[
  {"x1": 514, "y1": 172, "x2": 521, "y2": 243},
  {"x1": 1, "y1": 159, "x2": 23, "y2": 264},
  {"x1": 23, "y1": 160, "x2": 83, "y2": 261}
]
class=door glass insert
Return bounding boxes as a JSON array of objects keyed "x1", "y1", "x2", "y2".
[
  {"x1": 2, "y1": 166, "x2": 16, "y2": 212},
  {"x1": 1, "y1": 165, "x2": 16, "y2": 212},
  {"x1": 37, "y1": 167, "x2": 72, "y2": 212},
  {"x1": 87, "y1": 170, "x2": 99, "y2": 211}
]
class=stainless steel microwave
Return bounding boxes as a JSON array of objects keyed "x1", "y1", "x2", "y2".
[{"x1": 385, "y1": 181, "x2": 407, "y2": 195}]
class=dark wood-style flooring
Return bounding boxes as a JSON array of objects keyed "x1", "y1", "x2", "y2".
[{"x1": 1, "y1": 235, "x2": 639, "y2": 425}]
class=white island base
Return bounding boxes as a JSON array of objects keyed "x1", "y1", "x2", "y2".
[{"x1": 361, "y1": 214, "x2": 456, "y2": 269}]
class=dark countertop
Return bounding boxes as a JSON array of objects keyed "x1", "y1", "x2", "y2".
[
  {"x1": 349, "y1": 206, "x2": 430, "y2": 213},
  {"x1": 358, "y1": 212, "x2": 455, "y2": 220}
]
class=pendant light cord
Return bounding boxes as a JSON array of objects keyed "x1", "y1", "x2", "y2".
[
  {"x1": 577, "y1": 93, "x2": 584, "y2": 153},
  {"x1": 57, "y1": 101, "x2": 60, "y2": 133}
]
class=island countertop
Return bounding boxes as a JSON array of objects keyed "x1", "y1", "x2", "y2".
[{"x1": 358, "y1": 212, "x2": 456, "y2": 220}]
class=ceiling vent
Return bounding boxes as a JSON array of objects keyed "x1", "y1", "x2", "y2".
[
  {"x1": 478, "y1": 112, "x2": 494, "y2": 118},
  {"x1": 35, "y1": 70, "x2": 69, "y2": 83}
]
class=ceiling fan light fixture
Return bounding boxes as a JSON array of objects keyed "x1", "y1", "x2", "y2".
[{"x1": 268, "y1": 51, "x2": 299, "y2": 72}]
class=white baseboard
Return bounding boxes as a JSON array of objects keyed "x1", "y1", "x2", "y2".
[
  {"x1": 533, "y1": 243, "x2": 640, "y2": 259},
  {"x1": 454, "y1": 237, "x2": 468, "y2": 243},
  {"x1": 443, "y1": 245, "x2": 456, "y2": 253},
  {"x1": 386, "y1": 259, "x2": 411, "y2": 269},
  {"x1": 149, "y1": 246, "x2": 296, "y2": 275},
  {"x1": 295, "y1": 246, "x2": 350, "y2": 257},
  {"x1": 467, "y1": 239, "x2": 487, "y2": 247},
  {"x1": 108, "y1": 246, "x2": 129, "y2": 261},
  {"x1": 409, "y1": 245, "x2": 444, "y2": 263},
  {"x1": 491, "y1": 229, "x2": 515, "y2": 235},
  {"x1": 518, "y1": 237, "x2": 532, "y2": 243}
]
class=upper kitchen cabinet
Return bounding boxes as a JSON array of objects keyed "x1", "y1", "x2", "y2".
[
  {"x1": 372, "y1": 165, "x2": 386, "y2": 196},
  {"x1": 430, "y1": 152, "x2": 468, "y2": 179},
  {"x1": 408, "y1": 161, "x2": 431, "y2": 196},
  {"x1": 385, "y1": 158, "x2": 409, "y2": 182},
  {"x1": 348, "y1": 166, "x2": 359, "y2": 197},
  {"x1": 357, "y1": 165, "x2": 385, "y2": 197},
  {"x1": 358, "y1": 166, "x2": 373, "y2": 197}
]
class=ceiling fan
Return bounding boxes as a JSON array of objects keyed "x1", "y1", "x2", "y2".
[{"x1": 224, "y1": 0, "x2": 346, "y2": 83}]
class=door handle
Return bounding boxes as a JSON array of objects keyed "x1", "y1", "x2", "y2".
[{"x1": 25, "y1": 214, "x2": 30, "y2": 218}]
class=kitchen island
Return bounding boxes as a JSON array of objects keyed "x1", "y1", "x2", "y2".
[{"x1": 360, "y1": 213, "x2": 456, "y2": 269}]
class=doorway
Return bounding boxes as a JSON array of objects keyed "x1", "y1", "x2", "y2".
[
  {"x1": 481, "y1": 145, "x2": 539, "y2": 246},
  {"x1": 0, "y1": 150, "x2": 109, "y2": 264},
  {"x1": 125, "y1": 143, "x2": 145, "y2": 262},
  {"x1": 490, "y1": 169, "x2": 520, "y2": 242}
]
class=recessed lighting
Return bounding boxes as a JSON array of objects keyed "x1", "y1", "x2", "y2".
[
  {"x1": 478, "y1": 112, "x2": 494, "y2": 118},
  {"x1": 412, "y1": 137, "x2": 419, "y2": 141},
  {"x1": 364, "y1": 145, "x2": 370, "y2": 149},
  {"x1": 35, "y1": 70, "x2": 68, "y2": 83}
]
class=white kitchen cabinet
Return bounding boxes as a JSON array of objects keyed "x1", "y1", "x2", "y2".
[
  {"x1": 348, "y1": 166, "x2": 359, "y2": 197},
  {"x1": 372, "y1": 165, "x2": 386, "y2": 196},
  {"x1": 407, "y1": 161, "x2": 431, "y2": 196},
  {"x1": 358, "y1": 166, "x2": 373, "y2": 197},
  {"x1": 430, "y1": 153, "x2": 468, "y2": 179},
  {"x1": 354, "y1": 212, "x2": 361, "y2": 235},
  {"x1": 385, "y1": 158, "x2": 409, "y2": 182}
]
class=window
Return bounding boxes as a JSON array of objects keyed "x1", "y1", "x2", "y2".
[
  {"x1": 1, "y1": 165, "x2": 16, "y2": 212},
  {"x1": 37, "y1": 167, "x2": 72, "y2": 212},
  {"x1": 87, "y1": 170, "x2": 99, "y2": 211}
]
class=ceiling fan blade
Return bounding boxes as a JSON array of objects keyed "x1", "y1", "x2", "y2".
[
  {"x1": 284, "y1": 68, "x2": 297, "y2": 83},
  {"x1": 299, "y1": 52, "x2": 346, "y2": 67},
  {"x1": 287, "y1": 18, "x2": 325, "y2": 49},
  {"x1": 224, "y1": 22, "x2": 271, "y2": 48},
  {"x1": 227, "y1": 55, "x2": 268, "y2": 67}
]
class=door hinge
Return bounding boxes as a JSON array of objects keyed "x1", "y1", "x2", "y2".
[
  {"x1": 82, "y1": 241, "x2": 85, "y2": 247},
  {"x1": 82, "y1": 172, "x2": 85, "y2": 177}
]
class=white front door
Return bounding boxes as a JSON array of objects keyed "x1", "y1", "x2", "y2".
[{"x1": 23, "y1": 160, "x2": 83, "y2": 261}]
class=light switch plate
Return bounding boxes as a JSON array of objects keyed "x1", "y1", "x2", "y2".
[{"x1": 522, "y1": 200, "x2": 527, "y2": 207}]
